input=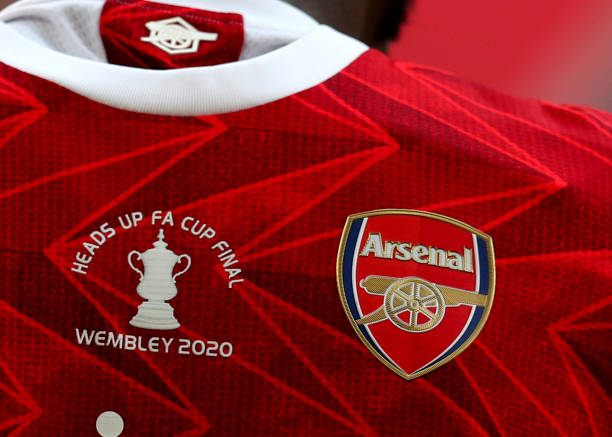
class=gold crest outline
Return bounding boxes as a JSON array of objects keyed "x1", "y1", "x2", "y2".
[{"x1": 336, "y1": 209, "x2": 496, "y2": 381}]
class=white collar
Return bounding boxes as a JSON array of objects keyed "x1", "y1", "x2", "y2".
[{"x1": 0, "y1": 0, "x2": 367, "y2": 116}]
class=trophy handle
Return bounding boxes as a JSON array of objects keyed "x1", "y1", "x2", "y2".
[
  {"x1": 127, "y1": 250, "x2": 144, "y2": 280},
  {"x1": 173, "y1": 254, "x2": 191, "y2": 282}
]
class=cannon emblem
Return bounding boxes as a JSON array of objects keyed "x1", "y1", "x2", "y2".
[
  {"x1": 357, "y1": 276, "x2": 487, "y2": 332},
  {"x1": 141, "y1": 17, "x2": 218, "y2": 55}
]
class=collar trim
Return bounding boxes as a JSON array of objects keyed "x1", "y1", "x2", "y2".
[{"x1": 0, "y1": 2, "x2": 367, "y2": 115}]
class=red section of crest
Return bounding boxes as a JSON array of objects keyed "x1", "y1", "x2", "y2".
[
  {"x1": 354, "y1": 214, "x2": 477, "y2": 373},
  {"x1": 100, "y1": 0, "x2": 244, "y2": 69}
]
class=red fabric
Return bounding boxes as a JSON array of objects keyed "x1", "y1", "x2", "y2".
[
  {"x1": 0, "y1": 49, "x2": 610, "y2": 436},
  {"x1": 100, "y1": 0, "x2": 244, "y2": 69}
]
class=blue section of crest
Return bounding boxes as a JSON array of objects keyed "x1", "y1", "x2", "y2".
[
  {"x1": 342, "y1": 218, "x2": 364, "y2": 321},
  {"x1": 418, "y1": 234, "x2": 491, "y2": 372},
  {"x1": 477, "y1": 236, "x2": 490, "y2": 295},
  {"x1": 342, "y1": 218, "x2": 398, "y2": 369}
]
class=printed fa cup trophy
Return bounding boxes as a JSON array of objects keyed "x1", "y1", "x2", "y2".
[{"x1": 127, "y1": 229, "x2": 191, "y2": 330}]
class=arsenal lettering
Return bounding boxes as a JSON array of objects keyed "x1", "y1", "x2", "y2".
[{"x1": 359, "y1": 232, "x2": 474, "y2": 272}]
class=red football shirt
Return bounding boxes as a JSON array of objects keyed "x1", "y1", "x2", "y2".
[{"x1": 0, "y1": 0, "x2": 610, "y2": 436}]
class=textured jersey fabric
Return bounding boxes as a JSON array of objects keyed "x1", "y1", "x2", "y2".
[{"x1": 0, "y1": 47, "x2": 610, "y2": 436}]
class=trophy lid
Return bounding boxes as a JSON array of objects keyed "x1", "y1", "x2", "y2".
[
  {"x1": 152, "y1": 229, "x2": 169, "y2": 249},
  {"x1": 142, "y1": 228, "x2": 179, "y2": 260}
]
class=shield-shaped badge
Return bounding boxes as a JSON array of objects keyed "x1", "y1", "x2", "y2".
[{"x1": 337, "y1": 210, "x2": 495, "y2": 380}]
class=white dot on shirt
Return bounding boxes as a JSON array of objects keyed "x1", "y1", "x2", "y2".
[{"x1": 96, "y1": 411, "x2": 124, "y2": 437}]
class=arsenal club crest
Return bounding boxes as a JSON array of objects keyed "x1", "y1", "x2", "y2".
[{"x1": 337, "y1": 210, "x2": 495, "y2": 380}]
